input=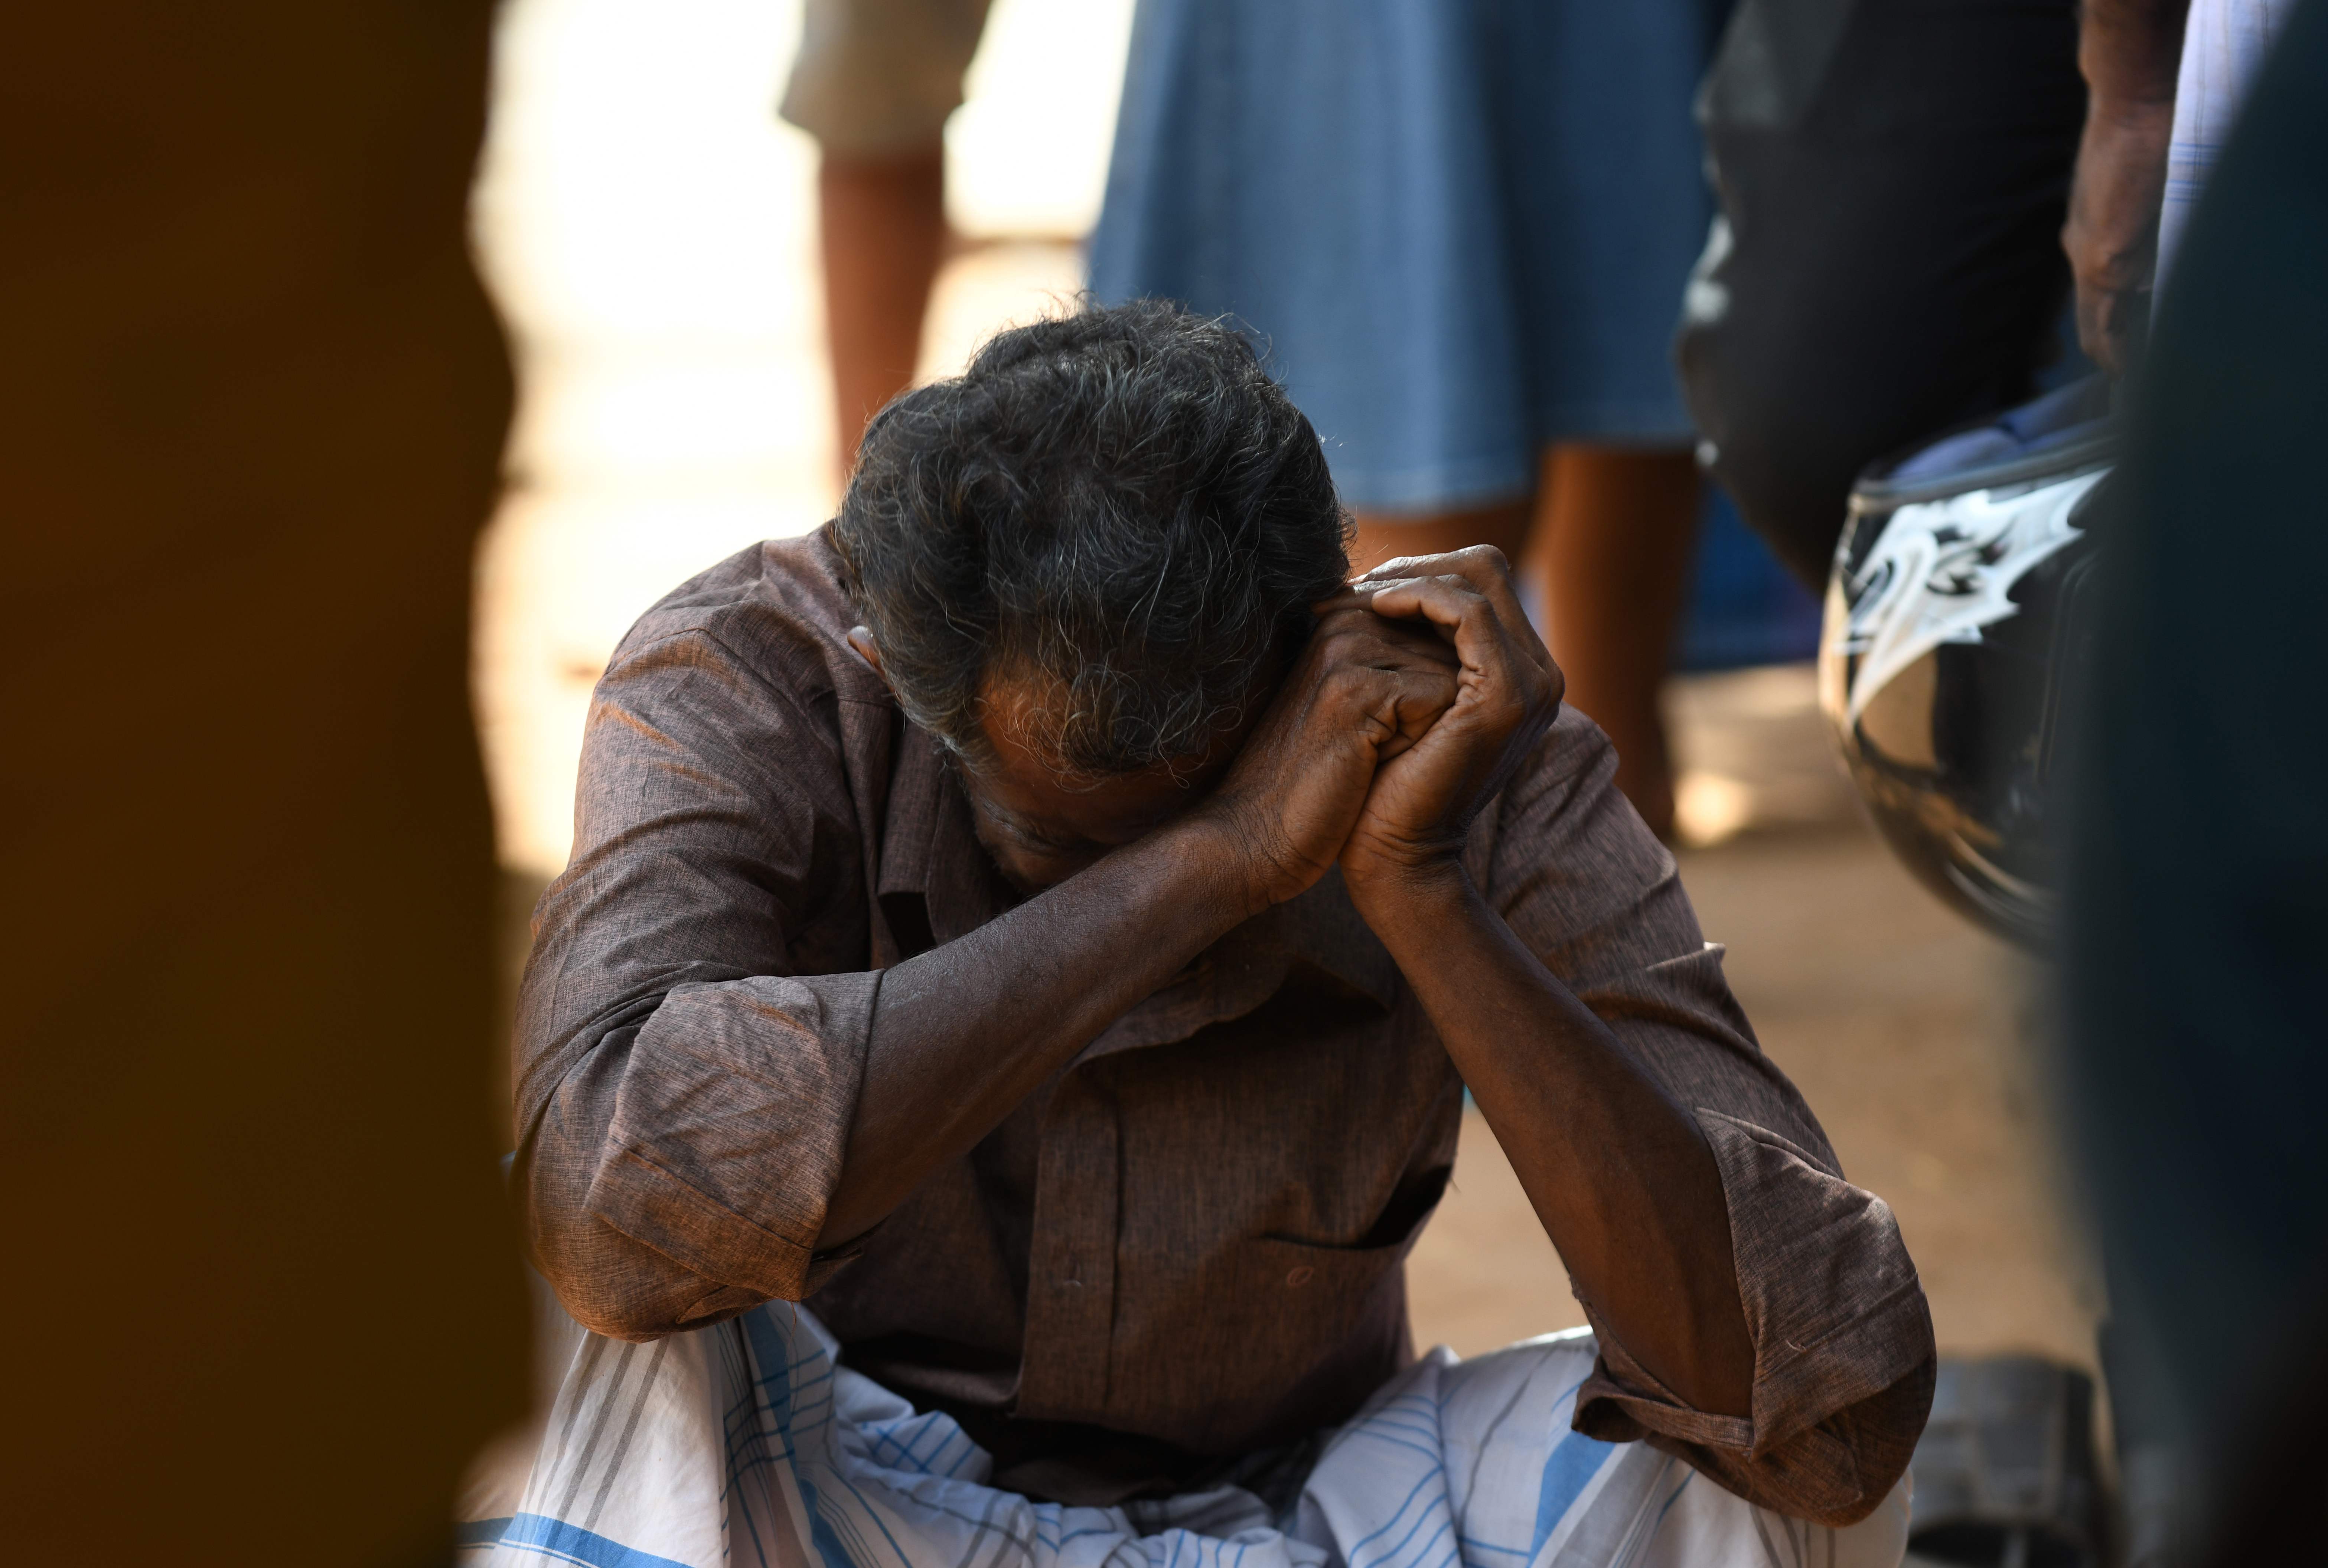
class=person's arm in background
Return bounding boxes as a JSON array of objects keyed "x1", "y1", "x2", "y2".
[{"x1": 2064, "y1": 0, "x2": 2192, "y2": 371}]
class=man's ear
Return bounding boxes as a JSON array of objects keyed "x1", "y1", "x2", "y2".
[{"x1": 845, "y1": 626, "x2": 889, "y2": 686}]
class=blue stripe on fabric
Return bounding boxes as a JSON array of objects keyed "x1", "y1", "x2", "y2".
[
  {"x1": 820, "y1": 1435, "x2": 935, "y2": 1568},
  {"x1": 485, "y1": 1512, "x2": 698, "y2": 1568},
  {"x1": 865, "y1": 1422, "x2": 913, "y2": 1469},
  {"x1": 1350, "y1": 1430, "x2": 1444, "y2": 1465},
  {"x1": 1357, "y1": 1485, "x2": 1447, "y2": 1568},
  {"x1": 1344, "y1": 1468, "x2": 1444, "y2": 1561},
  {"x1": 1381, "y1": 1516, "x2": 1454, "y2": 1568},
  {"x1": 807, "y1": 1474, "x2": 874, "y2": 1568},
  {"x1": 1360, "y1": 1416, "x2": 1444, "y2": 1444},
  {"x1": 918, "y1": 1424, "x2": 964, "y2": 1476},
  {"x1": 740, "y1": 1312, "x2": 931, "y2": 1568},
  {"x1": 740, "y1": 1310, "x2": 889, "y2": 1568},
  {"x1": 1527, "y1": 1435, "x2": 1615, "y2": 1559},
  {"x1": 886, "y1": 1422, "x2": 932, "y2": 1470},
  {"x1": 903, "y1": 1416, "x2": 958, "y2": 1470},
  {"x1": 1457, "y1": 1536, "x2": 1528, "y2": 1557},
  {"x1": 1647, "y1": 1471, "x2": 1692, "y2": 1536}
]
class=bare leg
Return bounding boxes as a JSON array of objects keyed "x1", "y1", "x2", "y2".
[
  {"x1": 1522, "y1": 444, "x2": 1699, "y2": 841},
  {"x1": 818, "y1": 146, "x2": 948, "y2": 475},
  {"x1": 1350, "y1": 501, "x2": 1535, "y2": 577}
]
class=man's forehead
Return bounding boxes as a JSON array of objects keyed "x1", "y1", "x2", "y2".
[
  {"x1": 967, "y1": 726, "x2": 1200, "y2": 843},
  {"x1": 972, "y1": 644, "x2": 1286, "y2": 778}
]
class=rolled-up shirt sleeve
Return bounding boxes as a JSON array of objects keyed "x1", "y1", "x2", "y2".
[
  {"x1": 513, "y1": 623, "x2": 883, "y2": 1340},
  {"x1": 1478, "y1": 710, "x2": 1937, "y2": 1526}
]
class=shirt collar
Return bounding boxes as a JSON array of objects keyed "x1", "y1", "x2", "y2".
[{"x1": 877, "y1": 717, "x2": 1018, "y2": 944}]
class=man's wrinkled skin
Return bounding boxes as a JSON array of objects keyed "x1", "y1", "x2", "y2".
[
  {"x1": 2064, "y1": 0, "x2": 2192, "y2": 372},
  {"x1": 832, "y1": 548, "x2": 1759, "y2": 1421}
]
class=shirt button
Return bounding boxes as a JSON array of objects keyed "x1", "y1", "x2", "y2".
[{"x1": 1285, "y1": 1266, "x2": 1316, "y2": 1288}]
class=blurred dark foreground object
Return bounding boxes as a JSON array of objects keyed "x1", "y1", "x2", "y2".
[
  {"x1": 2064, "y1": 0, "x2": 2328, "y2": 1561},
  {"x1": 1678, "y1": 0, "x2": 2088, "y2": 594},
  {"x1": 0, "y1": 4, "x2": 531, "y2": 1564},
  {"x1": 1818, "y1": 375, "x2": 2114, "y2": 948},
  {"x1": 1903, "y1": 1358, "x2": 2102, "y2": 1568}
]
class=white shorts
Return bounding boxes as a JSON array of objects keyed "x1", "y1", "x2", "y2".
[{"x1": 780, "y1": 0, "x2": 993, "y2": 158}]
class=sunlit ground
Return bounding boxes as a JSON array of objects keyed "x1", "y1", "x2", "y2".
[{"x1": 470, "y1": 0, "x2": 2100, "y2": 1384}]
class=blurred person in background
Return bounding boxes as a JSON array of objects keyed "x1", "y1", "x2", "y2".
[
  {"x1": 1, "y1": 1, "x2": 529, "y2": 1561},
  {"x1": 1737, "y1": 0, "x2": 2300, "y2": 1560},
  {"x1": 782, "y1": 0, "x2": 994, "y2": 473},
  {"x1": 2061, "y1": 1, "x2": 2318, "y2": 1562},
  {"x1": 1684, "y1": 0, "x2": 2290, "y2": 586},
  {"x1": 1677, "y1": 0, "x2": 2090, "y2": 593},
  {"x1": 1677, "y1": 0, "x2": 2285, "y2": 587},
  {"x1": 1089, "y1": 0, "x2": 1727, "y2": 840}
]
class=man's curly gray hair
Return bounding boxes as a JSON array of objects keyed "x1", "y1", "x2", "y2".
[{"x1": 832, "y1": 300, "x2": 1351, "y2": 779}]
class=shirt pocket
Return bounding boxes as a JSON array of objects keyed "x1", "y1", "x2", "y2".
[
  {"x1": 1112, "y1": 1225, "x2": 1428, "y2": 1454},
  {"x1": 1245, "y1": 1231, "x2": 1410, "y2": 1309},
  {"x1": 1221, "y1": 1159, "x2": 1450, "y2": 1359},
  {"x1": 1211, "y1": 1160, "x2": 1448, "y2": 1365}
]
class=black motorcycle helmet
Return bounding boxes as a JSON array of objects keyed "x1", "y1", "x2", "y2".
[{"x1": 1819, "y1": 377, "x2": 2116, "y2": 948}]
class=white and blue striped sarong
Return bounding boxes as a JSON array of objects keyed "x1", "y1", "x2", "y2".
[{"x1": 459, "y1": 1288, "x2": 1907, "y2": 1568}]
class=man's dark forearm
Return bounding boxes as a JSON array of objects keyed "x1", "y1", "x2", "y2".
[
  {"x1": 2079, "y1": 0, "x2": 2190, "y2": 102},
  {"x1": 1354, "y1": 864, "x2": 1757, "y2": 1419},
  {"x1": 818, "y1": 816, "x2": 1262, "y2": 1246}
]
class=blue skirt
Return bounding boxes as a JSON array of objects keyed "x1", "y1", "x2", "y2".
[{"x1": 1089, "y1": 0, "x2": 1721, "y2": 512}]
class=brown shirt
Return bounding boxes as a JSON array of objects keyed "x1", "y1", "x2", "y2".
[{"x1": 515, "y1": 530, "x2": 1936, "y2": 1525}]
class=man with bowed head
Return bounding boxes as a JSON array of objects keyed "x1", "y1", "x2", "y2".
[{"x1": 512, "y1": 302, "x2": 1933, "y2": 1558}]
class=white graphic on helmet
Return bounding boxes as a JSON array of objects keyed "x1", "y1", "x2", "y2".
[{"x1": 1832, "y1": 469, "x2": 2104, "y2": 728}]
